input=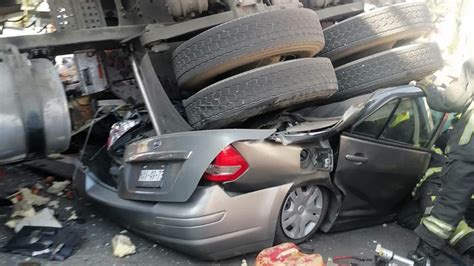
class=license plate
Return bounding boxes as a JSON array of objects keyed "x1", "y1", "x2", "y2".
[{"x1": 138, "y1": 169, "x2": 164, "y2": 182}]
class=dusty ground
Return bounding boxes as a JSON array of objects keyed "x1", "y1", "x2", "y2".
[{"x1": 0, "y1": 163, "x2": 418, "y2": 266}]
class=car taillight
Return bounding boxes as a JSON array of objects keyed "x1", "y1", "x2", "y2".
[
  {"x1": 203, "y1": 145, "x2": 249, "y2": 182},
  {"x1": 107, "y1": 119, "x2": 140, "y2": 150}
]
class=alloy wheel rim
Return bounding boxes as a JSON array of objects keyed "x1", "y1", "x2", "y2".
[{"x1": 281, "y1": 185, "x2": 323, "y2": 239}]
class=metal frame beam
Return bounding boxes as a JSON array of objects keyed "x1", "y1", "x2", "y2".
[
  {"x1": 0, "y1": 2, "x2": 364, "y2": 55},
  {"x1": 0, "y1": 25, "x2": 145, "y2": 55},
  {"x1": 131, "y1": 52, "x2": 192, "y2": 135}
]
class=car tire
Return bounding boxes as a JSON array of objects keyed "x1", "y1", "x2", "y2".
[
  {"x1": 274, "y1": 184, "x2": 329, "y2": 244},
  {"x1": 331, "y1": 42, "x2": 443, "y2": 102},
  {"x1": 183, "y1": 58, "x2": 338, "y2": 129},
  {"x1": 172, "y1": 8, "x2": 325, "y2": 89},
  {"x1": 319, "y1": 3, "x2": 433, "y2": 62}
]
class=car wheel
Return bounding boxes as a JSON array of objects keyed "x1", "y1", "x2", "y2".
[
  {"x1": 183, "y1": 58, "x2": 338, "y2": 129},
  {"x1": 172, "y1": 8, "x2": 325, "y2": 90},
  {"x1": 331, "y1": 42, "x2": 443, "y2": 102},
  {"x1": 319, "y1": 3, "x2": 433, "y2": 62},
  {"x1": 275, "y1": 184, "x2": 328, "y2": 244}
]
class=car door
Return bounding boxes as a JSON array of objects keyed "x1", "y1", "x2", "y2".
[{"x1": 333, "y1": 97, "x2": 444, "y2": 226}]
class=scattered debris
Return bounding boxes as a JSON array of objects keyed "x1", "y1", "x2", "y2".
[
  {"x1": 65, "y1": 206, "x2": 73, "y2": 211},
  {"x1": 14, "y1": 194, "x2": 23, "y2": 202},
  {"x1": 256, "y1": 243, "x2": 324, "y2": 266},
  {"x1": 33, "y1": 183, "x2": 44, "y2": 191},
  {"x1": 45, "y1": 176, "x2": 55, "y2": 184},
  {"x1": 15, "y1": 208, "x2": 62, "y2": 232},
  {"x1": 112, "y1": 235, "x2": 136, "y2": 258},
  {"x1": 67, "y1": 211, "x2": 78, "y2": 221},
  {"x1": 30, "y1": 183, "x2": 44, "y2": 195},
  {"x1": 2, "y1": 226, "x2": 83, "y2": 261},
  {"x1": 47, "y1": 200, "x2": 60, "y2": 209},
  {"x1": 65, "y1": 191, "x2": 75, "y2": 199},
  {"x1": 47, "y1": 181, "x2": 71, "y2": 195},
  {"x1": 19, "y1": 188, "x2": 50, "y2": 206},
  {"x1": 152, "y1": 244, "x2": 157, "y2": 248},
  {"x1": 327, "y1": 258, "x2": 336, "y2": 266},
  {"x1": 47, "y1": 154, "x2": 64, "y2": 160},
  {"x1": 11, "y1": 200, "x2": 36, "y2": 218},
  {"x1": 5, "y1": 219, "x2": 20, "y2": 229},
  {"x1": 8, "y1": 187, "x2": 49, "y2": 206},
  {"x1": 120, "y1": 230, "x2": 128, "y2": 234},
  {"x1": 241, "y1": 259, "x2": 248, "y2": 266}
]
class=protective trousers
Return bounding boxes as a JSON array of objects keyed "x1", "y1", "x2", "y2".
[{"x1": 415, "y1": 109, "x2": 474, "y2": 249}]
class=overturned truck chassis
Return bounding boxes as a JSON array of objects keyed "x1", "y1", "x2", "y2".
[{"x1": 0, "y1": 0, "x2": 363, "y2": 163}]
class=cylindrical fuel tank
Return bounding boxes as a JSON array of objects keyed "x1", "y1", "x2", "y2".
[{"x1": 0, "y1": 45, "x2": 71, "y2": 164}]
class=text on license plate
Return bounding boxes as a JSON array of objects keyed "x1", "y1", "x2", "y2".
[{"x1": 138, "y1": 169, "x2": 164, "y2": 182}]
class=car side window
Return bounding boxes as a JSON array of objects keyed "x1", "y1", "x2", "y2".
[
  {"x1": 380, "y1": 98, "x2": 416, "y2": 145},
  {"x1": 352, "y1": 96, "x2": 444, "y2": 148},
  {"x1": 353, "y1": 99, "x2": 398, "y2": 138},
  {"x1": 414, "y1": 97, "x2": 445, "y2": 147}
]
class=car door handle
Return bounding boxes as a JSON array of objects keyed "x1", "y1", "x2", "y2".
[{"x1": 345, "y1": 154, "x2": 368, "y2": 164}]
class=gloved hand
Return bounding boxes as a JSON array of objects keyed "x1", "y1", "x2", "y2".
[
  {"x1": 415, "y1": 78, "x2": 471, "y2": 114},
  {"x1": 415, "y1": 79, "x2": 436, "y2": 93}
]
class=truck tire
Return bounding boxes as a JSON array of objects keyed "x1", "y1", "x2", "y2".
[
  {"x1": 173, "y1": 8, "x2": 325, "y2": 90},
  {"x1": 319, "y1": 3, "x2": 433, "y2": 62},
  {"x1": 184, "y1": 58, "x2": 337, "y2": 129},
  {"x1": 332, "y1": 42, "x2": 443, "y2": 102}
]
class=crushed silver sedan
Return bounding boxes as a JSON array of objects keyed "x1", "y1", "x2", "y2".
[{"x1": 78, "y1": 85, "x2": 447, "y2": 260}]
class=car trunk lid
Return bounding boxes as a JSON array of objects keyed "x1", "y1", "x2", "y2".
[{"x1": 118, "y1": 129, "x2": 274, "y2": 202}]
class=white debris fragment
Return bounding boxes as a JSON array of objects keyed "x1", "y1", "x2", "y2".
[
  {"x1": 383, "y1": 223, "x2": 387, "y2": 227},
  {"x1": 11, "y1": 200, "x2": 36, "y2": 218},
  {"x1": 65, "y1": 206, "x2": 73, "y2": 211},
  {"x1": 5, "y1": 219, "x2": 20, "y2": 229},
  {"x1": 67, "y1": 210, "x2": 78, "y2": 221},
  {"x1": 112, "y1": 235, "x2": 136, "y2": 258},
  {"x1": 373, "y1": 240, "x2": 378, "y2": 244},
  {"x1": 152, "y1": 244, "x2": 157, "y2": 248},
  {"x1": 47, "y1": 180, "x2": 71, "y2": 195},
  {"x1": 120, "y1": 230, "x2": 128, "y2": 234},
  {"x1": 33, "y1": 183, "x2": 44, "y2": 190},
  {"x1": 241, "y1": 259, "x2": 248, "y2": 266},
  {"x1": 19, "y1": 188, "x2": 50, "y2": 206},
  {"x1": 47, "y1": 200, "x2": 60, "y2": 209},
  {"x1": 15, "y1": 208, "x2": 62, "y2": 232}
]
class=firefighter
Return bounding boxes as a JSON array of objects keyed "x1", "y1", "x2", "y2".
[{"x1": 411, "y1": 58, "x2": 474, "y2": 265}]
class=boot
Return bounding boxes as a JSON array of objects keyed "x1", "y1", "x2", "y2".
[
  {"x1": 409, "y1": 239, "x2": 465, "y2": 266},
  {"x1": 450, "y1": 220, "x2": 474, "y2": 256}
]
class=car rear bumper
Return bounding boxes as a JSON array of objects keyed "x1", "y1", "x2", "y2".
[{"x1": 80, "y1": 171, "x2": 292, "y2": 260}]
